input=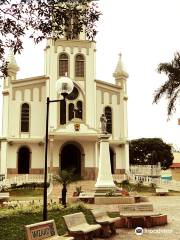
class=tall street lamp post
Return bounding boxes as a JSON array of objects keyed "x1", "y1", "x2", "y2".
[{"x1": 43, "y1": 76, "x2": 74, "y2": 221}]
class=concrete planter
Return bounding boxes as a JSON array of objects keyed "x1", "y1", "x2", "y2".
[
  {"x1": 151, "y1": 214, "x2": 168, "y2": 226},
  {"x1": 114, "y1": 218, "x2": 126, "y2": 228},
  {"x1": 94, "y1": 196, "x2": 135, "y2": 205}
]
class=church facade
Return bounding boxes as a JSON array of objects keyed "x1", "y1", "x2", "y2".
[{"x1": 0, "y1": 31, "x2": 129, "y2": 180}]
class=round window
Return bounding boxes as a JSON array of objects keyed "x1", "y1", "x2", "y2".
[{"x1": 67, "y1": 87, "x2": 79, "y2": 100}]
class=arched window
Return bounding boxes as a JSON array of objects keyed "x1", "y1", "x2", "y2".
[
  {"x1": 59, "y1": 53, "x2": 68, "y2": 76},
  {"x1": 75, "y1": 54, "x2": 85, "y2": 77},
  {"x1": 21, "y1": 103, "x2": 29, "y2": 132},
  {"x1": 69, "y1": 103, "x2": 74, "y2": 121},
  {"x1": 104, "y1": 106, "x2": 112, "y2": 133},
  {"x1": 59, "y1": 87, "x2": 84, "y2": 124},
  {"x1": 76, "y1": 101, "x2": 83, "y2": 119}
]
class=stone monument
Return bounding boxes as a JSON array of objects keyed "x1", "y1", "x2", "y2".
[{"x1": 95, "y1": 114, "x2": 116, "y2": 195}]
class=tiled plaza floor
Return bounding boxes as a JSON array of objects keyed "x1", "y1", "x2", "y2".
[{"x1": 93, "y1": 196, "x2": 180, "y2": 240}]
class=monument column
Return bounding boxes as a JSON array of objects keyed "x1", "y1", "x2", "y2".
[
  {"x1": 95, "y1": 134, "x2": 116, "y2": 190},
  {"x1": 95, "y1": 114, "x2": 116, "y2": 194}
]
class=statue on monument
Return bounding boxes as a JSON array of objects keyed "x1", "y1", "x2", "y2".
[{"x1": 100, "y1": 114, "x2": 107, "y2": 134}]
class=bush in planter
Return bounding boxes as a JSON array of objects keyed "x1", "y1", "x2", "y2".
[
  {"x1": 73, "y1": 186, "x2": 82, "y2": 196},
  {"x1": 121, "y1": 189, "x2": 129, "y2": 196},
  {"x1": 121, "y1": 180, "x2": 130, "y2": 186},
  {"x1": 105, "y1": 189, "x2": 116, "y2": 197},
  {"x1": 135, "y1": 180, "x2": 143, "y2": 191}
]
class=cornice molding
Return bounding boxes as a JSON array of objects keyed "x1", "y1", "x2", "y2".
[
  {"x1": 11, "y1": 75, "x2": 49, "y2": 85},
  {"x1": 2, "y1": 90, "x2": 9, "y2": 96},
  {"x1": 95, "y1": 79, "x2": 122, "y2": 91}
]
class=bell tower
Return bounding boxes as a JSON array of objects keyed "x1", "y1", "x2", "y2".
[
  {"x1": 113, "y1": 53, "x2": 129, "y2": 171},
  {"x1": 2, "y1": 49, "x2": 19, "y2": 137},
  {"x1": 0, "y1": 49, "x2": 19, "y2": 176},
  {"x1": 113, "y1": 53, "x2": 128, "y2": 139},
  {"x1": 44, "y1": 25, "x2": 96, "y2": 129},
  {"x1": 113, "y1": 53, "x2": 128, "y2": 88}
]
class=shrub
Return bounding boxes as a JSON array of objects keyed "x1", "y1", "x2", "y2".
[
  {"x1": 105, "y1": 189, "x2": 116, "y2": 197},
  {"x1": 121, "y1": 180, "x2": 130, "y2": 185},
  {"x1": 150, "y1": 183, "x2": 157, "y2": 190},
  {"x1": 0, "y1": 185, "x2": 9, "y2": 192},
  {"x1": 10, "y1": 182, "x2": 50, "y2": 190},
  {"x1": 11, "y1": 183, "x2": 17, "y2": 189}
]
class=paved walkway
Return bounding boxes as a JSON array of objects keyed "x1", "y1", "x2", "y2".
[
  {"x1": 50, "y1": 182, "x2": 180, "y2": 239},
  {"x1": 94, "y1": 196, "x2": 180, "y2": 240}
]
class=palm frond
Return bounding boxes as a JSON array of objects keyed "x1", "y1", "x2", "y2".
[
  {"x1": 167, "y1": 88, "x2": 180, "y2": 117},
  {"x1": 153, "y1": 52, "x2": 180, "y2": 117},
  {"x1": 53, "y1": 168, "x2": 80, "y2": 186}
]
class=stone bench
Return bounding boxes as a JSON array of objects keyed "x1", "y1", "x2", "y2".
[
  {"x1": 63, "y1": 212, "x2": 101, "y2": 240},
  {"x1": 156, "y1": 188, "x2": 169, "y2": 196},
  {"x1": 25, "y1": 219, "x2": 74, "y2": 240},
  {"x1": 0, "y1": 192, "x2": 10, "y2": 205},
  {"x1": 79, "y1": 192, "x2": 94, "y2": 204},
  {"x1": 118, "y1": 203, "x2": 153, "y2": 213},
  {"x1": 91, "y1": 209, "x2": 120, "y2": 237}
]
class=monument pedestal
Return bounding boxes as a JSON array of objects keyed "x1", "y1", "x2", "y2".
[{"x1": 95, "y1": 134, "x2": 116, "y2": 196}]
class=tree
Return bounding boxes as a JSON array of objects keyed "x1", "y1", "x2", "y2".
[
  {"x1": 153, "y1": 52, "x2": 180, "y2": 118},
  {"x1": 129, "y1": 138, "x2": 174, "y2": 170},
  {"x1": 0, "y1": 0, "x2": 100, "y2": 77},
  {"x1": 53, "y1": 169, "x2": 79, "y2": 208}
]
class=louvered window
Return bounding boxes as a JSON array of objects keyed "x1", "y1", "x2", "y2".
[
  {"x1": 21, "y1": 103, "x2": 29, "y2": 132},
  {"x1": 75, "y1": 55, "x2": 84, "y2": 77},
  {"x1": 59, "y1": 53, "x2": 68, "y2": 76}
]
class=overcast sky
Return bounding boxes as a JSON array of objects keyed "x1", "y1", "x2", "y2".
[{"x1": 3, "y1": 0, "x2": 180, "y2": 148}]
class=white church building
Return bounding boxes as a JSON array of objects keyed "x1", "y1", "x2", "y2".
[{"x1": 0, "y1": 30, "x2": 129, "y2": 180}]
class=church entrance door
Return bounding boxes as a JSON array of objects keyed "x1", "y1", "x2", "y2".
[
  {"x1": 60, "y1": 143, "x2": 81, "y2": 177},
  {"x1": 18, "y1": 146, "x2": 30, "y2": 174}
]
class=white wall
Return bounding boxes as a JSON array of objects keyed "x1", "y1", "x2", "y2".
[{"x1": 8, "y1": 86, "x2": 46, "y2": 138}]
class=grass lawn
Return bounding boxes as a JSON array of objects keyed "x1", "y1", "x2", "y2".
[
  {"x1": 0, "y1": 203, "x2": 95, "y2": 240},
  {"x1": 9, "y1": 188, "x2": 43, "y2": 201}
]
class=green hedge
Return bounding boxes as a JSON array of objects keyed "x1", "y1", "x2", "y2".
[{"x1": 10, "y1": 182, "x2": 50, "y2": 190}]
